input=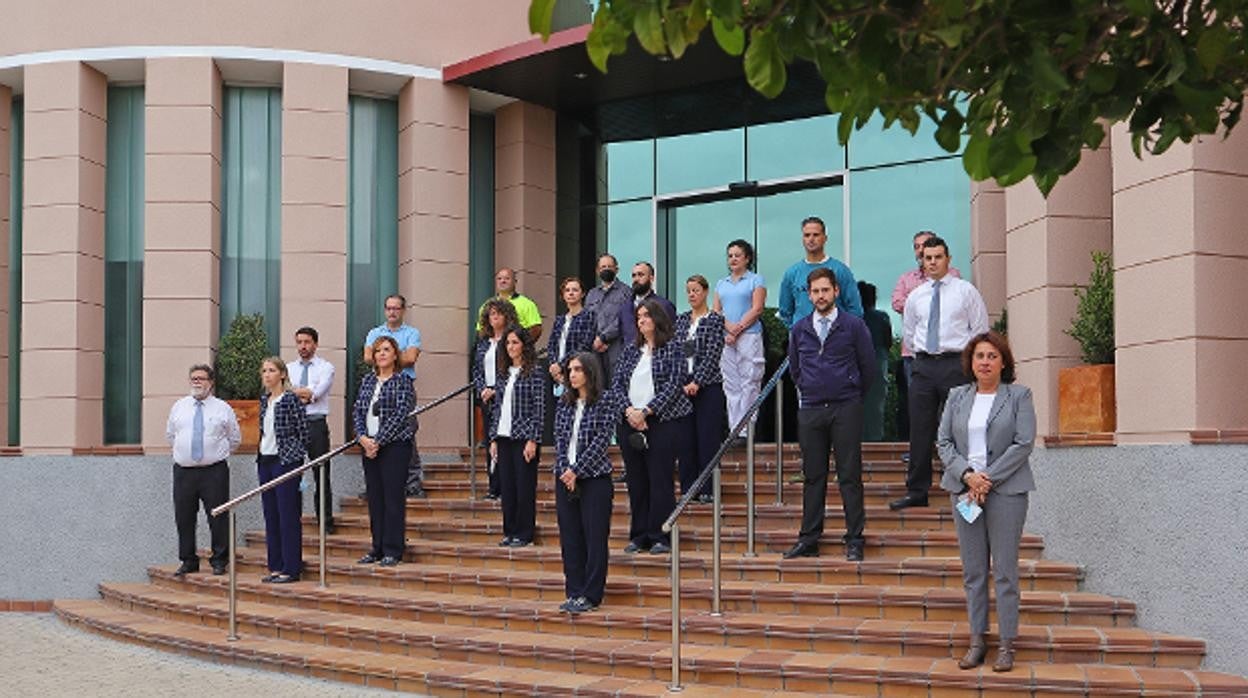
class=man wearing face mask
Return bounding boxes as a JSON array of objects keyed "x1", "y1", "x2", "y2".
[
  {"x1": 166, "y1": 364, "x2": 242, "y2": 576},
  {"x1": 585, "y1": 253, "x2": 632, "y2": 382},
  {"x1": 619, "y1": 261, "x2": 677, "y2": 346}
]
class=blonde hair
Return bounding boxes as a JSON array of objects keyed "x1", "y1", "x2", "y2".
[{"x1": 260, "y1": 356, "x2": 292, "y2": 394}]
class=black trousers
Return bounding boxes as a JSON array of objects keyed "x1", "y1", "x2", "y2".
[
  {"x1": 907, "y1": 353, "x2": 970, "y2": 495},
  {"x1": 555, "y1": 473, "x2": 613, "y2": 605},
  {"x1": 680, "y1": 383, "x2": 724, "y2": 498},
  {"x1": 173, "y1": 461, "x2": 230, "y2": 567},
  {"x1": 307, "y1": 417, "x2": 333, "y2": 527},
  {"x1": 481, "y1": 396, "x2": 500, "y2": 497},
  {"x1": 495, "y1": 436, "x2": 539, "y2": 543},
  {"x1": 619, "y1": 417, "x2": 680, "y2": 548},
  {"x1": 363, "y1": 440, "x2": 411, "y2": 559},
  {"x1": 797, "y1": 400, "x2": 866, "y2": 545}
]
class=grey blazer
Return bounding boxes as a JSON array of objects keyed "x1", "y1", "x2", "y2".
[{"x1": 937, "y1": 382, "x2": 1036, "y2": 495}]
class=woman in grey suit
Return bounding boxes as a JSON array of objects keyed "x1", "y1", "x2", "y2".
[{"x1": 938, "y1": 331, "x2": 1035, "y2": 673}]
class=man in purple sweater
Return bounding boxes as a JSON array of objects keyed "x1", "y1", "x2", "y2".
[{"x1": 783, "y1": 267, "x2": 877, "y2": 562}]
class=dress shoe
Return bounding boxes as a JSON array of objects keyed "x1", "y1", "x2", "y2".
[
  {"x1": 782, "y1": 542, "x2": 819, "y2": 560},
  {"x1": 888, "y1": 493, "x2": 929, "y2": 511},
  {"x1": 649, "y1": 542, "x2": 671, "y2": 555},
  {"x1": 498, "y1": 537, "x2": 515, "y2": 547},
  {"x1": 509, "y1": 539, "x2": 531, "y2": 548},
  {"x1": 623, "y1": 541, "x2": 645, "y2": 554},
  {"x1": 695, "y1": 493, "x2": 714, "y2": 504},
  {"x1": 211, "y1": 563, "x2": 227, "y2": 576},
  {"x1": 845, "y1": 541, "x2": 865, "y2": 562},
  {"x1": 958, "y1": 635, "x2": 987, "y2": 669},
  {"x1": 566, "y1": 596, "x2": 598, "y2": 614},
  {"x1": 379, "y1": 556, "x2": 401, "y2": 567},
  {"x1": 174, "y1": 561, "x2": 200, "y2": 577},
  {"x1": 992, "y1": 639, "x2": 1015, "y2": 672},
  {"x1": 269, "y1": 573, "x2": 298, "y2": 584},
  {"x1": 483, "y1": 493, "x2": 500, "y2": 501},
  {"x1": 358, "y1": 552, "x2": 382, "y2": 564}
]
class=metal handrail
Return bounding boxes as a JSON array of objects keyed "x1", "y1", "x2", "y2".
[
  {"x1": 212, "y1": 379, "x2": 473, "y2": 641},
  {"x1": 662, "y1": 357, "x2": 789, "y2": 690}
]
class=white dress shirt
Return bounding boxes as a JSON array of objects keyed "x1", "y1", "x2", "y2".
[
  {"x1": 484, "y1": 339, "x2": 499, "y2": 388},
  {"x1": 286, "y1": 355, "x2": 335, "y2": 417},
  {"x1": 497, "y1": 367, "x2": 521, "y2": 437},
  {"x1": 628, "y1": 347, "x2": 656, "y2": 408},
  {"x1": 685, "y1": 313, "x2": 702, "y2": 374},
  {"x1": 966, "y1": 392, "x2": 996, "y2": 472},
  {"x1": 365, "y1": 380, "x2": 383, "y2": 437},
  {"x1": 259, "y1": 397, "x2": 278, "y2": 456},
  {"x1": 166, "y1": 395, "x2": 242, "y2": 467},
  {"x1": 902, "y1": 275, "x2": 990, "y2": 354},
  {"x1": 568, "y1": 399, "x2": 585, "y2": 465}
]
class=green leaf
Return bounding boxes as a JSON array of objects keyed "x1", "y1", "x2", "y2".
[
  {"x1": 528, "y1": 0, "x2": 558, "y2": 38},
  {"x1": 836, "y1": 112, "x2": 855, "y2": 145},
  {"x1": 824, "y1": 86, "x2": 849, "y2": 113},
  {"x1": 686, "y1": 0, "x2": 709, "y2": 40},
  {"x1": 744, "y1": 28, "x2": 787, "y2": 99},
  {"x1": 634, "y1": 4, "x2": 667, "y2": 55},
  {"x1": 666, "y1": 8, "x2": 690, "y2": 58},
  {"x1": 1083, "y1": 120, "x2": 1106, "y2": 150},
  {"x1": 1030, "y1": 47, "x2": 1069, "y2": 92},
  {"x1": 1123, "y1": 0, "x2": 1152, "y2": 16},
  {"x1": 1196, "y1": 26, "x2": 1232, "y2": 76},
  {"x1": 1085, "y1": 64, "x2": 1116, "y2": 94},
  {"x1": 929, "y1": 24, "x2": 966, "y2": 48},
  {"x1": 711, "y1": 16, "x2": 745, "y2": 56},
  {"x1": 707, "y1": 0, "x2": 743, "y2": 25},
  {"x1": 962, "y1": 133, "x2": 991, "y2": 180},
  {"x1": 935, "y1": 109, "x2": 964, "y2": 152}
]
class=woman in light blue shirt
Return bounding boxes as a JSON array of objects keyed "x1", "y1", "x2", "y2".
[{"x1": 713, "y1": 239, "x2": 767, "y2": 442}]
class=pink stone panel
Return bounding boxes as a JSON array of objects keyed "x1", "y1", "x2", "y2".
[
  {"x1": 403, "y1": 302, "x2": 471, "y2": 356},
  {"x1": 398, "y1": 213, "x2": 469, "y2": 265},
  {"x1": 1044, "y1": 146, "x2": 1113, "y2": 219},
  {"x1": 494, "y1": 101, "x2": 555, "y2": 149},
  {"x1": 495, "y1": 227, "x2": 557, "y2": 280},
  {"x1": 22, "y1": 249, "x2": 104, "y2": 304},
  {"x1": 281, "y1": 63, "x2": 348, "y2": 113},
  {"x1": 21, "y1": 299, "x2": 104, "y2": 354},
  {"x1": 495, "y1": 140, "x2": 556, "y2": 191},
  {"x1": 144, "y1": 250, "x2": 219, "y2": 299},
  {"x1": 1191, "y1": 115, "x2": 1248, "y2": 176},
  {"x1": 1111, "y1": 171, "x2": 1196, "y2": 269},
  {"x1": 401, "y1": 260, "x2": 470, "y2": 312},
  {"x1": 145, "y1": 58, "x2": 222, "y2": 110},
  {"x1": 146, "y1": 153, "x2": 221, "y2": 205},
  {"x1": 21, "y1": 348, "x2": 86, "y2": 398},
  {"x1": 1110, "y1": 122, "x2": 1195, "y2": 193},
  {"x1": 970, "y1": 182, "x2": 1005, "y2": 256},
  {"x1": 1004, "y1": 288, "x2": 1081, "y2": 367},
  {"x1": 1194, "y1": 338, "x2": 1248, "y2": 429},
  {"x1": 16, "y1": 204, "x2": 104, "y2": 257},
  {"x1": 22, "y1": 62, "x2": 106, "y2": 118},
  {"x1": 399, "y1": 122, "x2": 469, "y2": 176},
  {"x1": 23, "y1": 109, "x2": 106, "y2": 165},
  {"x1": 282, "y1": 156, "x2": 347, "y2": 206},
  {"x1": 282, "y1": 110, "x2": 349, "y2": 159},
  {"x1": 280, "y1": 253, "x2": 347, "y2": 301},
  {"x1": 1115, "y1": 340, "x2": 1197, "y2": 438},
  {"x1": 144, "y1": 347, "x2": 217, "y2": 398},
  {"x1": 1003, "y1": 177, "x2": 1047, "y2": 232},
  {"x1": 1014, "y1": 356, "x2": 1081, "y2": 437},
  {"x1": 146, "y1": 106, "x2": 220, "y2": 157},
  {"x1": 278, "y1": 303, "x2": 347, "y2": 352},
  {"x1": 398, "y1": 79, "x2": 470, "y2": 131},
  {"x1": 1193, "y1": 254, "x2": 1248, "y2": 340},
  {"x1": 281, "y1": 205, "x2": 348, "y2": 254},
  {"x1": 23, "y1": 157, "x2": 106, "y2": 212},
  {"x1": 413, "y1": 352, "x2": 469, "y2": 397},
  {"x1": 971, "y1": 252, "x2": 1006, "y2": 319},
  {"x1": 145, "y1": 203, "x2": 220, "y2": 251},
  {"x1": 402, "y1": 168, "x2": 469, "y2": 219},
  {"x1": 1192, "y1": 171, "x2": 1248, "y2": 257},
  {"x1": 142, "y1": 299, "x2": 219, "y2": 349},
  {"x1": 1114, "y1": 256, "x2": 1196, "y2": 349},
  {"x1": 416, "y1": 395, "x2": 471, "y2": 448},
  {"x1": 494, "y1": 184, "x2": 557, "y2": 236}
]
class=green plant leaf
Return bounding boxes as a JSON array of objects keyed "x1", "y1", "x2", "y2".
[
  {"x1": 935, "y1": 109, "x2": 964, "y2": 152},
  {"x1": 744, "y1": 28, "x2": 787, "y2": 99},
  {"x1": 962, "y1": 133, "x2": 991, "y2": 180},
  {"x1": 666, "y1": 8, "x2": 690, "y2": 58},
  {"x1": 1196, "y1": 26, "x2": 1232, "y2": 75},
  {"x1": 686, "y1": 0, "x2": 709, "y2": 40},
  {"x1": 929, "y1": 24, "x2": 965, "y2": 48},
  {"x1": 634, "y1": 3, "x2": 667, "y2": 55},
  {"x1": 1031, "y1": 47, "x2": 1070, "y2": 92},
  {"x1": 711, "y1": 16, "x2": 745, "y2": 55},
  {"x1": 528, "y1": 0, "x2": 558, "y2": 38}
]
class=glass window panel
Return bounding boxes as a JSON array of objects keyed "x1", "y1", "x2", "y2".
[
  {"x1": 663, "y1": 198, "x2": 754, "y2": 313},
  {"x1": 604, "y1": 139, "x2": 653, "y2": 202},
  {"x1": 747, "y1": 115, "x2": 845, "y2": 182},
  {"x1": 656, "y1": 128, "x2": 744, "y2": 195},
  {"x1": 847, "y1": 112, "x2": 958, "y2": 170},
  {"x1": 604, "y1": 200, "x2": 652, "y2": 282},
  {"x1": 755, "y1": 186, "x2": 844, "y2": 315},
  {"x1": 847, "y1": 157, "x2": 971, "y2": 336}
]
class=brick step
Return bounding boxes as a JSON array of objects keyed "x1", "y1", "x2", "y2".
[
  {"x1": 113, "y1": 577, "x2": 1205, "y2": 669},
  {"x1": 345, "y1": 497, "x2": 958, "y2": 532},
  {"x1": 307, "y1": 512, "x2": 1045, "y2": 558},
  {"x1": 68, "y1": 594, "x2": 1247, "y2": 697},
  {"x1": 449, "y1": 442, "x2": 915, "y2": 463},
  {"x1": 208, "y1": 547, "x2": 1104, "y2": 624},
  {"x1": 55, "y1": 599, "x2": 804, "y2": 697}
]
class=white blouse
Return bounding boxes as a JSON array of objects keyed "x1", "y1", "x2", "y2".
[
  {"x1": 483, "y1": 339, "x2": 499, "y2": 388},
  {"x1": 497, "y1": 366, "x2": 521, "y2": 438},
  {"x1": 259, "y1": 397, "x2": 278, "y2": 456},
  {"x1": 628, "y1": 346, "x2": 655, "y2": 409},
  {"x1": 568, "y1": 399, "x2": 586, "y2": 465},
  {"x1": 966, "y1": 392, "x2": 996, "y2": 472}
]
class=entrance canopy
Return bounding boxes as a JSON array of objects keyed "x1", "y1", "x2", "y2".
[{"x1": 443, "y1": 25, "x2": 830, "y2": 141}]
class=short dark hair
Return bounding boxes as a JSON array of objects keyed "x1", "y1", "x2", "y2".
[
  {"x1": 921, "y1": 235, "x2": 950, "y2": 257},
  {"x1": 597, "y1": 253, "x2": 619, "y2": 267},
  {"x1": 558, "y1": 276, "x2": 584, "y2": 295},
  {"x1": 634, "y1": 261, "x2": 655, "y2": 276},
  {"x1": 635, "y1": 298, "x2": 674, "y2": 348},
  {"x1": 961, "y1": 331, "x2": 1016, "y2": 384},
  {"x1": 857, "y1": 281, "x2": 877, "y2": 308},
  {"x1": 295, "y1": 326, "x2": 319, "y2": 344},
  {"x1": 562, "y1": 352, "x2": 604, "y2": 406},
  {"x1": 478, "y1": 298, "x2": 521, "y2": 340},
  {"x1": 801, "y1": 216, "x2": 826, "y2": 232},
  {"x1": 384, "y1": 293, "x2": 406, "y2": 308},
  {"x1": 913, "y1": 230, "x2": 935, "y2": 241},
  {"x1": 189, "y1": 364, "x2": 214, "y2": 381},
  {"x1": 727, "y1": 238, "x2": 755, "y2": 270},
  {"x1": 806, "y1": 266, "x2": 838, "y2": 289}
]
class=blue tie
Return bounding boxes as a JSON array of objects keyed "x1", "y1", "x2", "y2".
[
  {"x1": 300, "y1": 361, "x2": 310, "y2": 387},
  {"x1": 818, "y1": 316, "x2": 831, "y2": 343},
  {"x1": 926, "y1": 280, "x2": 943, "y2": 353},
  {"x1": 191, "y1": 401, "x2": 205, "y2": 462}
]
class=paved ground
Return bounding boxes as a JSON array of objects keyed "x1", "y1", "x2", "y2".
[{"x1": 0, "y1": 613, "x2": 402, "y2": 696}]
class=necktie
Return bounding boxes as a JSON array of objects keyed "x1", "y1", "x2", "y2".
[
  {"x1": 300, "y1": 361, "x2": 310, "y2": 387},
  {"x1": 926, "y1": 280, "x2": 943, "y2": 353},
  {"x1": 191, "y1": 401, "x2": 205, "y2": 462},
  {"x1": 818, "y1": 316, "x2": 831, "y2": 343}
]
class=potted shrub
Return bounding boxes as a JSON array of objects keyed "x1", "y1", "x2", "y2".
[
  {"x1": 215, "y1": 313, "x2": 270, "y2": 449},
  {"x1": 1058, "y1": 251, "x2": 1116, "y2": 433}
]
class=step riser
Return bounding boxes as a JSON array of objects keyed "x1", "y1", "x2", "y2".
[{"x1": 419, "y1": 486, "x2": 940, "y2": 507}]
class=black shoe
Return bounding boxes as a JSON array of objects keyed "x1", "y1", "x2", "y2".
[
  {"x1": 558, "y1": 598, "x2": 575, "y2": 612},
  {"x1": 623, "y1": 542, "x2": 645, "y2": 554},
  {"x1": 649, "y1": 542, "x2": 671, "y2": 555},
  {"x1": 498, "y1": 537, "x2": 514, "y2": 547},
  {"x1": 695, "y1": 493, "x2": 714, "y2": 504},
  {"x1": 888, "y1": 493, "x2": 929, "y2": 511},
  {"x1": 509, "y1": 539, "x2": 531, "y2": 548},
  {"x1": 483, "y1": 493, "x2": 500, "y2": 501},
  {"x1": 379, "y1": 556, "x2": 401, "y2": 567},
  {"x1": 406, "y1": 486, "x2": 427, "y2": 499},
  {"x1": 782, "y1": 541, "x2": 819, "y2": 560},
  {"x1": 730, "y1": 436, "x2": 747, "y2": 448},
  {"x1": 174, "y1": 561, "x2": 200, "y2": 576},
  {"x1": 845, "y1": 541, "x2": 865, "y2": 562},
  {"x1": 358, "y1": 552, "x2": 382, "y2": 564},
  {"x1": 211, "y1": 563, "x2": 227, "y2": 576},
  {"x1": 269, "y1": 573, "x2": 298, "y2": 584},
  {"x1": 566, "y1": 596, "x2": 598, "y2": 614}
]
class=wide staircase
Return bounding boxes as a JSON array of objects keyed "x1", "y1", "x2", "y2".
[{"x1": 56, "y1": 443, "x2": 1248, "y2": 696}]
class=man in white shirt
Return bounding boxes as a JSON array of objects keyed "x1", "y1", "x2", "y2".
[
  {"x1": 166, "y1": 364, "x2": 242, "y2": 576},
  {"x1": 288, "y1": 326, "x2": 336, "y2": 532},
  {"x1": 893, "y1": 236, "x2": 989, "y2": 511}
]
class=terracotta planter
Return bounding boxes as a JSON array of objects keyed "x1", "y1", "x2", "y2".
[
  {"x1": 1058, "y1": 364, "x2": 1116, "y2": 433},
  {"x1": 227, "y1": 399, "x2": 261, "y2": 450}
]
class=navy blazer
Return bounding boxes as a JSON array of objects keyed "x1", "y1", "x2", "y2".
[
  {"x1": 553, "y1": 396, "x2": 616, "y2": 479},
  {"x1": 788, "y1": 310, "x2": 876, "y2": 406},
  {"x1": 472, "y1": 336, "x2": 500, "y2": 397},
  {"x1": 673, "y1": 310, "x2": 725, "y2": 386},
  {"x1": 611, "y1": 340, "x2": 692, "y2": 422},
  {"x1": 937, "y1": 382, "x2": 1036, "y2": 495},
  {"x1": 489, "y1": 366, "x2": 545, "y2": 443},
  {"x1": 548, "y1": 309, "x2": 597, "y2": 367},
  {"x1": 352, "y1": 372, "x2": 415, "y2": 446},
  {"x1": 258, "y1": 390, "x2": 309, "y2": 465}
]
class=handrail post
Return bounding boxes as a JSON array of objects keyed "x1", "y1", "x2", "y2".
[
  {"x1": 711, "y1": 466, "x2": 722, "y2": 616},
  {"x1": 669, "y1": 522, "x2": 683, "y2": 692},
  {"x1": 775, "y1": 377, "x2": 784, "y2": 505},
  {"x1": 746, "y1": 420, "x2": 757, "y2": 557},
  {"x1": 318, "y1": 463, "x2": 327, "y2": 588},
  {"x1": 227, "y1": 510, "x2": 238, "y2": 641},
  {"x1": 468, "y1": 395, "x2": 478, "y2": 500}
]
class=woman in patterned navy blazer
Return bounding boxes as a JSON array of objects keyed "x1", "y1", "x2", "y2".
[
  {"x1": 553, "y1": 352, "x2": 617, "y2": 614},
  {"x1": 613, "y1": 298, "x2": 693, "y2": 555},
  {"x1": 489, "y1": 326, "x2": 545, "y2": 547},
  {"x1": 473, "y1": 299, "x2": 521, "y2": 500},
  {"x1": 257, "y1": 357, "x2": 309, "y2": 584},
  {"x1": 354, "y1": 335, "x2": 416, "y2": 567},
  {"x1": 548, "y1": 277, "x2": 596, "y2": 393},
  {"x1": 674, "y1": 274, "x2": 726, "y2": 503}
]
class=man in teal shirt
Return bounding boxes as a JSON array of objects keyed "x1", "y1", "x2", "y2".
[{"x1": 778, "y1": 216, "x2": 863, "y2": 327}]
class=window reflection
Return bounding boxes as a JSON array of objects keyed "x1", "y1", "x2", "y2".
[
  {"x1": 747, "y1": 115, "x2": 845, "y2": 182},
  {"x1": 604, "y1": 139, "x2": 654, "y2": 203},
  {"x1": 656, "y1": 128, "x2": 744, "y2": 195}
]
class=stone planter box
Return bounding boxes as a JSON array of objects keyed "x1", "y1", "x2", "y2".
[
  {"x1": 227, "y1": 399, "x2": 260, "y2": 450},
  {"x1": 1058, "y1": 364, "x2": 1116, "y2": 433}
]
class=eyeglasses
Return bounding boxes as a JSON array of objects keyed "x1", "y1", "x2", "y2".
[
  {"x1": 384, "y1": 306, "x2": 403, "y2": 311},
  {"x1": 189, "y1": 376, "x2": 210, "y2": 383}
]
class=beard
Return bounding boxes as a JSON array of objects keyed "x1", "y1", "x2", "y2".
[{"x1": 632, "y1": 281, "x2": 651, "y2": 297}]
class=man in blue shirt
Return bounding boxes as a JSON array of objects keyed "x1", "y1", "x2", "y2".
[
  {"x1": 778, "y1": 216, "x2": 864, "y2": 327},
  {"x1": 364, "y1": 293, "x2": 426, "y2": 498}
]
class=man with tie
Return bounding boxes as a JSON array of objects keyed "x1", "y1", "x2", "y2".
[
  {"x1": 288, "y1": 326, "x2": 336, "y2": 532},
  {"x1": 165, "y1": 364, "x2": 242, "y2": 576},
  {"x1": 783, "y1": 268, "x2": 876, "y2": 561},
  {"x1": 893, "y1": 236, "x2": 989, "y2": 510}
]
